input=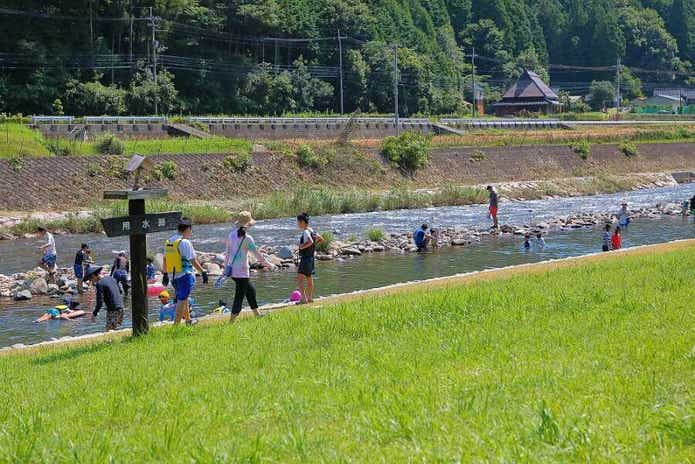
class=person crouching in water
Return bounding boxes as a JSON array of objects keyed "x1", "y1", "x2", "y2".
[
  {"x1": 413, "y1": 223, "x2": 432, "y2": 252},
  {"x1": 297, "y1": 212, "x2": 323, "y2": 304},
  {"x1": 611, "y1": 226, "x2": 622, "y2": 250},
  {"x1": 110, "y1": 251, "x2": 130, "y2": 296},
  {"x1": 85, "y1": 265, "x2": 125, "y2": 331},
  {"x1": 223, "y1": 211, "x2": 275, "y2": 321},
  {"x1": 163, "y1": 219, "x2": 208, "y2": 325}
]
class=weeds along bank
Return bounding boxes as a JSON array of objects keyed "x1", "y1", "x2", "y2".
[
  {"x1": 0, "y1": 245, "x2": 693, "y2": 461},
  {"x1": 2, "y1": 140, "x2": 695, "y2": 212}
]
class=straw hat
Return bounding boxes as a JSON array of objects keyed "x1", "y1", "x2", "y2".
[{"x1": 234, "y1": 211, "x2": 257, "y2": 227}]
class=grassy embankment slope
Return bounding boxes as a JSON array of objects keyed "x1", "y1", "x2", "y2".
[
  {"x1": 0, "y1": 123, "x2": 251, "y2": 158},
  {"x1": 0, "y1": 245, "x2": 693, "y2": 462}
]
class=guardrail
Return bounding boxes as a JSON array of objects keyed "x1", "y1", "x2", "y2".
[
  {"x1": 440, "y1": 118, "x2": 563, "y2": 128},
  {"x1": 31, "y1": 116, "x2": 75, "y2": 124},
  {"x1": 187, "y1": 116, "x2": 431, "y2": 125},
  {"x1": 83, "y1": 116, "x2": 168, "y2": 124}
]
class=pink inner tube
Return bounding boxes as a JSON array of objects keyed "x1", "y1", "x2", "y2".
[{"x1": 147, "y1": 284, "x2": 165, "y2": 297}]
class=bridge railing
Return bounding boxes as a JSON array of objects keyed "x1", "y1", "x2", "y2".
[{"x1": 31, "y1": 116, "x2": 75, "y2": 124}]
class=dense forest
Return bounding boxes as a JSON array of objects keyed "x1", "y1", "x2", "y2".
[{"x1": 0, "y1": 0, "x2": 694, "y2": 116}]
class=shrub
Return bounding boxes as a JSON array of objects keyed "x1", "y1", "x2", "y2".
[
  {"x1": 296, "y1": 144, "x2": 327, "y2": 169},
  {"x1": 7, "y1": 152, "x2": 24, "y2": 172},
  {"x1": 45, "y1": 139, "x2": 77, "y2": 157},
  {"x1": 315, "y1": 231, "x2": 333, "y2": 253},
  {"x1": 381, "y1": 131, "x2": 431, "y2": 172},
  {"x1": 223, "y1": 152, "x2": 252, "y2": 172},
  {"x1": 619, "y1": 142, "x2": 638, "y2": 158},
  {"x1": 154, "y1": 160, "x2": 178, "y2": 180},
  {"x1": 366, "y1": 228, "x2": 386, "y2": 242},
  {"x1": 470, "y1": 150, "x2": 486, "y2": 162},
  {"x1": 86, "y1": 162, "x2": 101, "y2": 177},
  {"x1": 570, "y1": 140, "x2": 591, "y2": 160},
  {"x1": 96, "y1": 133, "x2": 125, "y2": 155}
]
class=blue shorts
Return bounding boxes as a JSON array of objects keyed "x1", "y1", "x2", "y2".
[
  {"x1": 173, "y1": 274, "x2": 195, "y2": 301},
  {"x1": 74, "y1": 264, "x2": 84, "y2": 279},
  {"x1": 42, "y1": 254, "x2": 56, "y2": 267}
]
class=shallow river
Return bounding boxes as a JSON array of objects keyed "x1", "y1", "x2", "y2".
[{"x1": 1, "y1": 184, "x2": 694, "y2": 347}]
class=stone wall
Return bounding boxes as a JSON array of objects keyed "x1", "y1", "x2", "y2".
[{"x1": 1, "y1": 142, "x2": 694, "y2": 211}]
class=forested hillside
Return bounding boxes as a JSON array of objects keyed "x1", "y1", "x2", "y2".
[{"x1": 1, "y1": 0, "x2": 693, "y2": 116}]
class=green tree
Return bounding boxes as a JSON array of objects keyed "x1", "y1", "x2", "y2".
[
  {"x1": 126, "y1": 69, "x2": 179, "y2": 115},
  {"x1": 670, "y1": 0, "x2": 695, "y2": 62},
  {"x1": 588, "y1": 80, "x2": 616, "y2": 110},
  {"x1": 64, "y1": 79, "x2": 126, "y2": 116}
]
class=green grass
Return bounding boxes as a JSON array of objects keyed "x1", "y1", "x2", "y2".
[
  {"x1": 5, "y1": 200, "x2": 231, "y2": 236},
  {"x1": 0, "y1": 122, "x2": 252, "y2": 158},
  {"x1": 0, "y1": 247, "x2": 693, "y2": 461}
]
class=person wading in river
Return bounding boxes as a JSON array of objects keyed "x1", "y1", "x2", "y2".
[
  {"x1": 86, "y1": 265, "x2": 125, "y2": 331},
  {"x1": 73, "y1": 243, "x2": 91, "y2": 294},
  {"x1": 487, "y1": 186, "x2": 499, "y2": 229},
  {"x1": 297, "y1": 212, "x2": 324, "y2": 304},
  {"x1": 220, "y1": 211, "x2": 275, "y2": 322},
  {"x1": 162, "y1": 219, "x2": 208, "y2": 325}
]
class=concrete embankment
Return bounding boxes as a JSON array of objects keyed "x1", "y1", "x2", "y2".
[
  {"x1": 3, "y1": 238, "x2": 694, "y2": 355},
  {"x1": 1, "y1": 142, "x2": 694, "y2": 211}
]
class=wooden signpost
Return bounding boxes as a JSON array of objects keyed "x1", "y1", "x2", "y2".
[{"x1": 101, "y1": 187, "x2": 181, "y2": 336}]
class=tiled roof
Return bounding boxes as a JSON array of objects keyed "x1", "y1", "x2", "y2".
[{"x1": 502, "y1": 70, "x2": 559, "y2": 100}]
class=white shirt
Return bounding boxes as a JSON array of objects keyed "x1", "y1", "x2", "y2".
[
  {"x1": 225, "y1": 230, "x2": 259, "y2": 278},
  {"x1": 168, "y1": 233, "x2": 196, "y2": 273},
  {"x1": 299, "y1": 228, "x2": 314, "y2": 247},
  {"x1": 44, "y1": 232, "x2": 56, "y2": 255}
]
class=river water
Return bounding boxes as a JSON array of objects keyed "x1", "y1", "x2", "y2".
[{"x1": 1, "y1": 184, "x2": 694, "y2": 347}]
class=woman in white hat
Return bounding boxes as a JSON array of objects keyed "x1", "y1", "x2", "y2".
[{"x1": 219, "y1": 211, "x2": 275, "y2": 321}]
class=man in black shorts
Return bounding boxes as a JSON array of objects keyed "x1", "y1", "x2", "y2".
[{"x1": 296, "y1": 212, "x2": 324, "y2": 304}]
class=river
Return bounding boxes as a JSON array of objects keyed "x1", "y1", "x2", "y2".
[{"x1": 1, "y1": 184, "x2": 694, "y2": 347}]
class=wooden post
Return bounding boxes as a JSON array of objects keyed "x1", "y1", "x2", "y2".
[
  {"x1": 101, "y1": 188, "x2": 181, "y2": 337},
  {"x1": 129, "y1": 198, "x2": 148, "y2": 335}
]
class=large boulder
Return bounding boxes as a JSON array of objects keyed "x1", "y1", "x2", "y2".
[
  {"x1": 278, "y1": 246, "x2": 294, "y2": 260},
  {"x1": 14, "y1": 289, "x2": 32, "y2": 301},
  {"x1": 30, "y1": 278, "x2": 49, "y2": 295},
  {"x1": 204, "y1": 262, "x2": 222, "y2": 276}
]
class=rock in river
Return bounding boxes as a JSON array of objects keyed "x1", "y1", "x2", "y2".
[{"x1": 14, "y1": 289, "x2": 33, "y2": 301}]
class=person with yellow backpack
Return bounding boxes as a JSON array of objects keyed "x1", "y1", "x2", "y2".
[{"x1": 162, "y1": 218, "x2": 208, "y2": 325}]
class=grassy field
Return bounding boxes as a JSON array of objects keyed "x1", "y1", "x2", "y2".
[{"x1": 0, "y1": 247, "x2": 693, "y2": 461}]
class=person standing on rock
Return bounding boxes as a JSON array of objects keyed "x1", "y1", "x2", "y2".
[
  {"x1": 36, "y1": 226, "x2": 57, "y2": 276},
  {"x1": 487, "y1": 186, "x2": 499, "y2": 229},
  {"x1": 73, "y1": 243, "x2": 90, "y2": 294},
  {"x1": 86, "y1": 265, "x2": 125, "y2": 331},
  {"x1": 221, "y1": 211, "x2": 275, "y2": 321},
  {"x1": 163, "y1": 218, "x2": 208, "y2": 325},
  {"x1": 297, "y1": 212, "x2": 323, "y2": 304}
]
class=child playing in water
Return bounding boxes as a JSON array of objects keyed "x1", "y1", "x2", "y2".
[
  {"x1": 110, "y1": 251, "x2": 130, "y2": 296},
  {"x1": 158, "y1": 290, "x2": 176, "y2": 322},
  {"x1": 146, "y1": 257, "x2": 156, "y2": 283},
  {"x1": 617, "y1": 203, "x2": 630, "y2": 227},
  {"x1": 535, "y1": 232, "x2": 546, "y2": 249},
  {"x1": 523, "y1": 233, "x2": 531, "y2": 251},
  {"x1": 611, "y1": 226, "x2": 622, "y2": 250},
  {"x1": 35, "y1": 300, "x2": 84, "y2": 322},
  {"x1": 602, "y1": 224, "x2": 612, "y2": 252}
]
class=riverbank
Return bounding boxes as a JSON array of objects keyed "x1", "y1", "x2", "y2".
[
  {"x1": 0, "y1": 171, "x2": 680, "y2": 239},
  {"x1": 1, "y1": 242, "x2": 692, "y2": 461},
  {"x1": 2, "y1": 138, "x2": 695, "y2": 212},
  {"x1": 1, "y1": 198, "x2": 685, "y2": 301}
]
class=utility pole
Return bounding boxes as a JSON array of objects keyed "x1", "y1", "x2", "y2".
[
  {"x1": 615, "y1": 57, "x2": 621, "y2": 110},
  {"x1": 471, "y1": 47, "x2": 477, "y2": 118},
  {"x1": 149, "y1": 7, "x2": 158, "y2": 114},
  {"x1": 129, "y1": 13, "x2": 134, "y2": 65},
  {"x1": 337, "y1": 29, "x2": 344, "y2": 114},
  {"x1": 393, "y1": 44, "x2": 399, "y2": 135}
]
